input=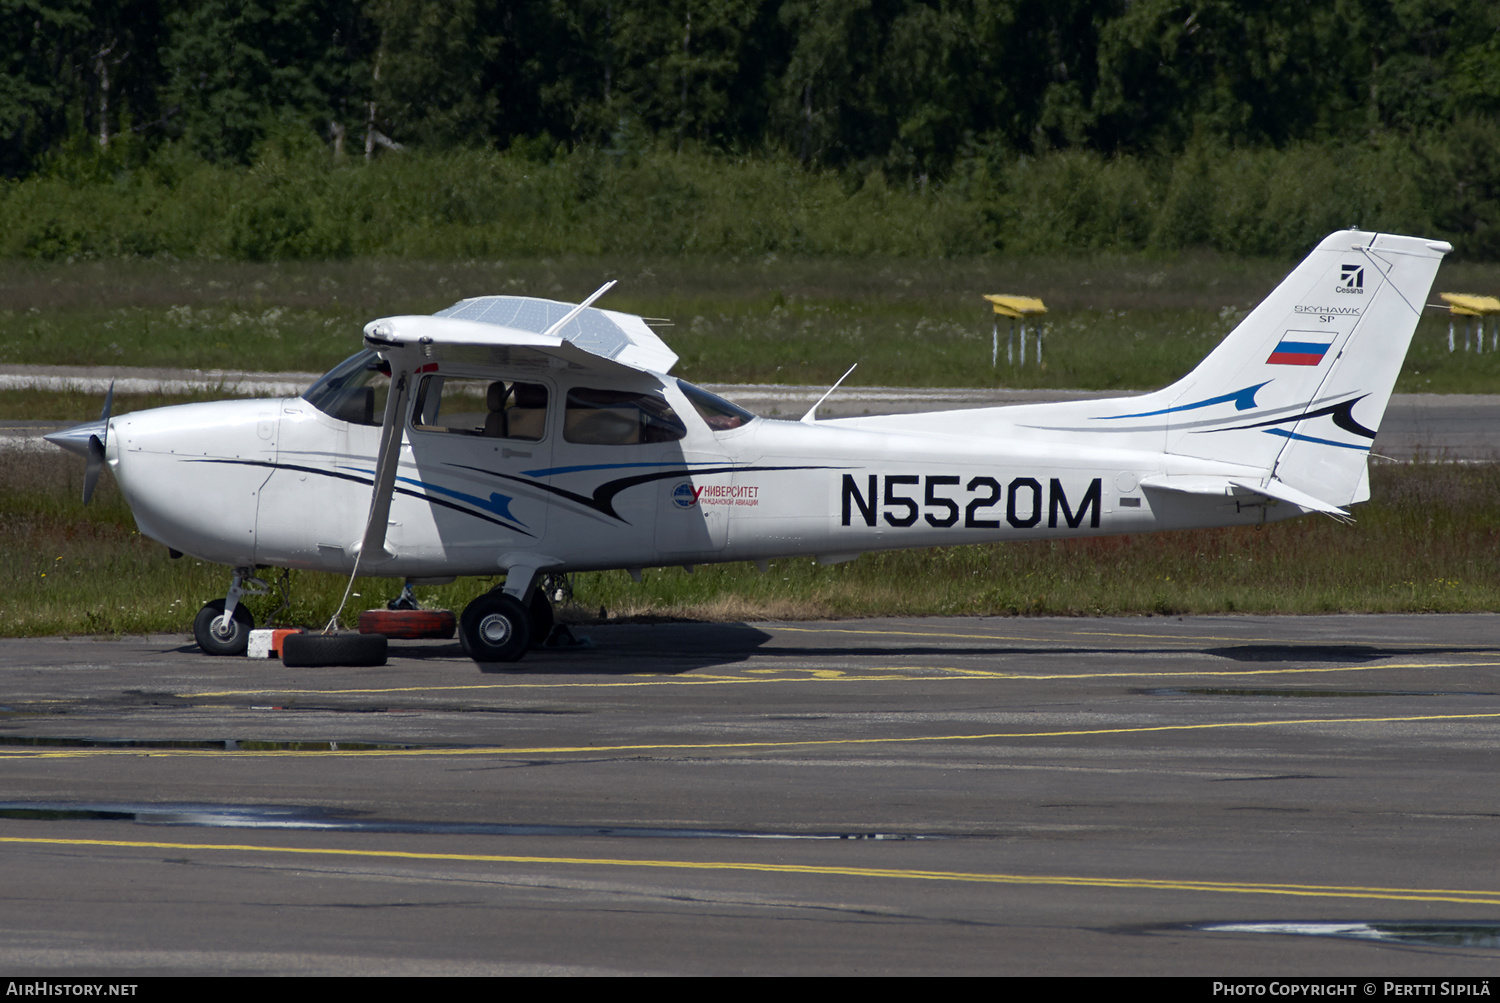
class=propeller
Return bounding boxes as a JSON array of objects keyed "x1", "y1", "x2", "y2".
[
  {"x1": 82, "y1": 381, "x2": 114, "y2": 505},
  {"x1": 43, "y1": 381, "x2": 114, "y2": 505}
]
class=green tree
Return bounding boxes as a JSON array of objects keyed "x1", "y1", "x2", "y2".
[
  {"x1": 0, "y1": 0, "x2": 167, "y2": 176},
  {"x1": 161, "y1": 0, "x2": 375, "y2": 162}
]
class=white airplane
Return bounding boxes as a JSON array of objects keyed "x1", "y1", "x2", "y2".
[{"x1": 46, "y1": 229, "x2": 1449, "y2": 664}]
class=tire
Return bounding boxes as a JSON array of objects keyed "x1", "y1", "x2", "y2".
[
  {"x1": 528, "y1": 590, "x2": 554, "y2": 647},
  {"x1": 357, "y1": 608, "x2": 456, "y2": 639},
  {"x1": 194, "y1": 600, "x2": 254, "y2": 656},
  {"x1": 459, "y1": 592, "x2": 531, "y2": 662},
  {"x1": 282, "y1": 631, "x2": 388, "y2": 668}
]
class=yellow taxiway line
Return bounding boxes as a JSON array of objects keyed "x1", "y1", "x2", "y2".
[
  {"x1": 5, "y1": 834, "x2": 1500, "y2": 907},
  {"x1": 771, "y1": 624, "x2": 1473, "y2": 649},
  {"x1": 7, "y1": 709, "x2": 1500, "y2": 760},
  {"x1": 172, "y1": 657, "x2": 1500, "y2": 700}
]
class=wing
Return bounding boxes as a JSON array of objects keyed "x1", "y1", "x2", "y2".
[
  {"x1": 355, "y1": 284, "x2": 674, "y2": 560},
  {"x1": 363, "y1": 289, "x2": 677, "y2": 378}
]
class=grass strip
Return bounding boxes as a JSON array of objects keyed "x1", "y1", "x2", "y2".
[{"x1": 5, "y1": 254, "x2": 1500, "y2": 395}]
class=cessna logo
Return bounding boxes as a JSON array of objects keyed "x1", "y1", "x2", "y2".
[{"x1": 1337, "y1": 264, "x2": 1364, "y2": 294}]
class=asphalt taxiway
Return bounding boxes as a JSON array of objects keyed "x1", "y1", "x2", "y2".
[{"x1": 3, "y1": 615, "x2": 1500, "y2": 975}]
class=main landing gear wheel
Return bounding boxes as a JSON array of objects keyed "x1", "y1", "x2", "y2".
[
  {"x1": 459, "y1": 592, "x2": 532, "y2": 662},
  {"x1": 282, "y1": 631, "x2": 388, "y2": 668},
  {"x1": 193, "y1": 599, "x2": 254, "y2": 656}
]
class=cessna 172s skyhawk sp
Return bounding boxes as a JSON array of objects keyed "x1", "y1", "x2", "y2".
[{"x1": 46, "y1": 229, "x2": 1449, "y2": 664}]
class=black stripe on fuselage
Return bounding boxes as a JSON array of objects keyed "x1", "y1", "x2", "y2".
[{"x1": 1209, "y1": 395, "x2": 1377, "y2": 440}]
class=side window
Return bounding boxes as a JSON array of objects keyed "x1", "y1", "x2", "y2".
[
  {"x1": 412, "y1": 376, "x2": 549, "y2": 440},
  {"x1": 564, "y1": 388, "x2": 686, "y2": 445}
]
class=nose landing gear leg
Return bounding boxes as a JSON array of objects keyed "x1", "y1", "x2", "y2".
[{"x1": 193, "y1": 566, "x2": 269, "y2": 656}]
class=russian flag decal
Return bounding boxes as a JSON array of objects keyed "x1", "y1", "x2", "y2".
[{"x1": 1267, "y1": 332, "x2": 1334, "y2": 366}]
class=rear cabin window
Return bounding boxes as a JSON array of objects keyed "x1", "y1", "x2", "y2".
[
  {"x1": 412, "y1": 376, "x2": 548, "y2": 441},
  {"x1": 564, "y1": 388, "x2": 686, "y2": 445},
  {"x1": 677, "y1": 379, "x2": 756, "y2": 430}
]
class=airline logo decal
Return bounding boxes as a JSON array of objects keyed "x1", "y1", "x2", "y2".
[
  {"x1": 673, "y1": 482, "x2": 761, "y2": 508},
  {"x1": 697, "y1": 484, "x2": 759, "y2": 507}
]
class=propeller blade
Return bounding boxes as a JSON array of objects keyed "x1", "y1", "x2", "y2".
[
  {"x1": 82, "y1": 434, "x2": 104, "y2": 505},
  {"x1": 81, "y1": 381, "x2": 114, "y2": 506}
]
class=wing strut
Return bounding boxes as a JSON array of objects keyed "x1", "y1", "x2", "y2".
[
  {"x1": 325, "y1": 365, "x2": 411, "y2": 632},
  {"x1": 361, "y1": 367, "x2": 412, "y2": 559}
]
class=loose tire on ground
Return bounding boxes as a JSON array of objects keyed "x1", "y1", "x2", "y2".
[
  {"x1": 194, "y1": 600, "x2": 254, "y2": 656},
  {"x1": 282, "y1": 631, "x2": 389, "y2": 667},
  {"x1": 459, "y1": 592, "x2": 531, "y2": 662}
]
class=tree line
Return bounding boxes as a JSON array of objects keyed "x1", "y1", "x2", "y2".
[
  {"x1": 4, "y1": 1, "x2": 1498, "y2": 260},
  {"x1": 7, "y1": 0, "x2": 1499, "y2": 176}
]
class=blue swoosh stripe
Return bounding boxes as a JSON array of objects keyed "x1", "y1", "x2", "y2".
[
  {"x1": 1265, "y1": 429, "x2": 1370, "y2": 451},
  {"x1": 350, "y1": 466, "x2": 525, "y2": 525},
  {"x1": 1100, "y1": 382, "x2": 1269, "y2": 419}
]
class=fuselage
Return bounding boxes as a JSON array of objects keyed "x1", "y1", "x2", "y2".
[{"x1": 106, "y1": 361, "x2": 1291, "y2": 579}]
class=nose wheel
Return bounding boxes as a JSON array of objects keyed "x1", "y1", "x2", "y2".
[
  {"x1": 193, "y1": 567, "x2": 269, "y2": 656},
  {"x1": 193, "y1": 599, "x2": 254, "y2": 656}
]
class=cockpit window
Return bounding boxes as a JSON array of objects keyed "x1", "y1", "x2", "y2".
[
  {"x1": 303, "y1": 349, "x2": 389, "y2": 426},
  {"x1": 677, "y1": 379, "x2": 756, "y2": 431},
  {"x1": 564, "y1": 388, "x2": 686, "y2": 445}
]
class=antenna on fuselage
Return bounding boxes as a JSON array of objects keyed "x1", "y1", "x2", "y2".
[
  {"x1": 800, "y1": 363, "x2": 858, "y2": 424},
  {"x1": 542, "y1": 280, "x2": 618, "y2": 339}
]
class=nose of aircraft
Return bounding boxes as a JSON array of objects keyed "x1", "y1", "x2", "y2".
[{"x1": 83, "y1": 397, "x2": 281, "y2": 566}]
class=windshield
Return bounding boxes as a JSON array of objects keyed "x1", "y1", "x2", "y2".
[{"x1": 302, "y1": 349, "x2": 390, "y2": 426}]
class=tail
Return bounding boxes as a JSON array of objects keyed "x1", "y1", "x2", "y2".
[{"x1": 1092, "y1": 230, "x2": 1449, "y2": 508}]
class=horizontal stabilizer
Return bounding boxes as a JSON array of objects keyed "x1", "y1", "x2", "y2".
[{"x1": 1140, "y1": 474, "x2": 1351, "y2": 519}]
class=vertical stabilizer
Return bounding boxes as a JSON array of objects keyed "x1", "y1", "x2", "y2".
[{"x1": 1138, "y1": 230, "x2": 1449, "y2": 507}]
